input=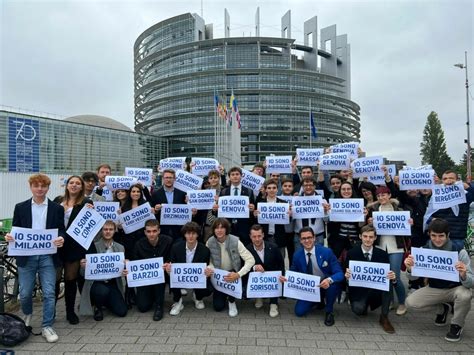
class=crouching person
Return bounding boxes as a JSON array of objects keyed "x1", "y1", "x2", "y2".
[
  {"x1": 345, "y1": 225, "x2": 396, "y2": 333},
  {"x1": 79, "y1": 220, "x2": 128, "y2": 321},
  {"x1": 404, "y1": 219, "x2": 473, "y2": 342}
]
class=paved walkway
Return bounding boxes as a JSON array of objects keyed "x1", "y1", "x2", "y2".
[{"x1": 8, "y1": 287, "x2": 474, "y2": 354}]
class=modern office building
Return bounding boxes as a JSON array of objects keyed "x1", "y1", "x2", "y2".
[
  {"x1": 0, "y1": 110, "x2": 169, "y2": 174},
  {"x1": 134, "y1": 9, "x2": 361, "y2": 165}
]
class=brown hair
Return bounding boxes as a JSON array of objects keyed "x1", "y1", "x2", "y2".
[
  {"x1": 64, "y1": 175, "x2": 85, "y2": 206},
  {"x1": 211, "y1": 218, "x2": 231, "y2": 235},
  {"x1": 181, "y1": 221, "x2": 201, "y2": 235},
  {"x1": 28, "y1": 173, "x2": 51, "y2": 186}
]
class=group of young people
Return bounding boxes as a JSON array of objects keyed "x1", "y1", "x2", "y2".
[{"x1": 6, "y1": 158, "x2": 474, "y2": 344}]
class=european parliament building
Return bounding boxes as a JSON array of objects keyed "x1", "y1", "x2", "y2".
[{"x1": 134, "y1": 10, "x2": 361, "y2": 165}]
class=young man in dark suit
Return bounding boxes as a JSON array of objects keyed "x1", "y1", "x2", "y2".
[
  {"x1": 164, "y1": 222, "x2": 212, "y2": 315},
  {"x1": 344, "y1": 224, "x2": 396, "y2": 333},
  {"x1": 151, "y1": 169, "x2": 187, "y2": 242},
  {"x1": 246, "y1": 224, "x2": 285, "y2": 317},
  {"x1": 6, "y1": 174, "x2": 65, "y2": 343}
]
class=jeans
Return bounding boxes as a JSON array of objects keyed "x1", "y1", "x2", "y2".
[
  {"x1": 90, "y1": 281, "x2": 127, "y2": 317},
  {"x1": 18, "y1": 255, "x2": 56, "y2": 328},
  {"x1": 388, "y1": 252, "x2": 406, "y2": 305},
  {"x1": 135, "y1": 284, "x2": 165, "y2": 312}
]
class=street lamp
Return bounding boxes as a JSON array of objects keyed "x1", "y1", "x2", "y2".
[{"x1": 454, "y1": 51, "x2": 471, "y2": 182}]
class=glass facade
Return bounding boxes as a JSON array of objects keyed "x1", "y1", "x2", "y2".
[
  {"x1": 0, "y1": 111, "x2": 169, "y2": 174},
  {"x1": 134, "y1": 13, "x2": 361, "y2": 165}
]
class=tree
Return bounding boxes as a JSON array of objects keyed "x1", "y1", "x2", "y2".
[{"x1": 420, "y1": 111, "x2": 455, "y2": 176}]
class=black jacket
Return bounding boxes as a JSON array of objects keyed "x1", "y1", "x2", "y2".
[
  {"x1": 132, "y1": 234, "x2": 173, "y2": 262},
  {"x1": 246, "y1": 241, "x2": 285, "y2": 274},
  {"x1": 170, "y1": 241, "x2": 210, "y2": 264}
]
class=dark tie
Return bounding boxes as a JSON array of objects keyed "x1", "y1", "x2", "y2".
[
  {"x1": 234, "y1": 187, "x2": 238, "y2": 196},
  {"x1": 364, "y1": 252, "x2": 370, "y2": 261},
  {"x1": 306, "y1": 252, "x2": 313, "y2": 274}
]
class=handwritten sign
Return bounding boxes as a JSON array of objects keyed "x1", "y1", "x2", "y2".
[
  {"x1": 291, "y1": 196, "x2": 325, "y2": 219},
  {"x1": 241, "y1": 169, "x2": 265, "y2": 196},
  {"x1": 187, "y1": 189, "x2": 216, "y2": 210},
  {"x1": 8, "y1": 227, "x2": 58, "y2": 256},
  {"x1": 159, "y1": 157, "x2": 185, "y2": 172},
  {"x1": 257, "y1": 203, "x2": 289, "y2": 224},
  {"x1": 351, "y1": 156, "x2": 383, "y2": 178},
  {"x1": 331, "y1": 142, "x2": 359, "y2": 159},
  {"x1": 191, "y1": 158, "x2": 219, "y2": 176},
  {"x1": 218, "y1": 196, "x2": 250, "y2": 218},
  {"x1": 348, "y1": 260, "x2": 390, "y2": 291},
  {"x1": 170, "y1": 263, "x2": 207, "y2": 289},
  {"x1": 160, "y1": 204, "x2": 192, "y2": 225},
  {"x1": 67, "y1": 206, "x2": 105, "y2": 250},
  {"x1": 296, "y1": 148, "x2": 324, "y2": 166},
  {"x1": 319, "y1": 153, "x2": 350, "y2": 171},
  {"x1": 265, "y1": 156, "x2": 293, "y2": 174},
  {"x1": 373, "y1": 211, "x2": 411, "y2": 236},
  {"x1": 411, "y1": 247, "x2": 459, "y2": 282},
  {"x1": 174, "y1": 169, "x2": 203, "y2": 192},
  {"x1": 105, "y1": 176, "x2": 138, "y2": 191},
  {"x1": 399, "y1": 169, "x2": 435, "y2": 191},
  {"x1": 85, "y1": 252, "x2": 125, "y2": 280},
  {"x1": 126, "y1": 257, "x2": 165, "y2": 287},
  {"x1": 210, "y1": 268, "x2": 242, "y2": 299},
  {"x1": 246, "y1": 271, "x2": 282, "y2": 298},
  {"x1": 125, "y1": 167, "x2": 153, "y2": 186},
  {"x1": 432, "y1": 182, "x2": 467, "y2": 210},
  {"x1": 94, "y1": 202, "x2": 119, "y2": 222},
  {"x1": 329, "y1": 198, "x2": 365, "y2": 222},
  {"x1": 283, "y1": 271, "x2": 320, "y2": 302},
  {"x1": 119, "y1": 203, "x2": 155, "y2": 234}
]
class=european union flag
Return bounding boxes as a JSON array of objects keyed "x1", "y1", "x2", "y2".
[{"x1": 310, "y1": 111, "x2": 317, "y2": 138}]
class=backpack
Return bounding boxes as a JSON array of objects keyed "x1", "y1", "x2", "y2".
[{"x1": 0, "y1": 313, "x2": 31, "y2": 346}]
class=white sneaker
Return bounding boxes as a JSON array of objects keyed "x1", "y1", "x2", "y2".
[
  {"x1": 42, "y1": 326, "x2": 59, "y2": 343},
  {"x1": 255, "y1": 298, "x2": 264, "y2": 309},
  {"x1": 396, "y1": 304, "x2": 407, "y2": 316},
  {"x1": 23, "y1": 314, "x2": 32, "y2": 327},
  {"x1": 180, "y1": 289, "x2": 188, "y2": 296},
  {"x1": 228, "y1": 301, "x2": 238, "y2": 317},
  {"x1": 170, "y1": 299, "x2": 184, "y2": 316},
  {"x1": 269, "y1": 304, "x2": 279, "y2": 318}
]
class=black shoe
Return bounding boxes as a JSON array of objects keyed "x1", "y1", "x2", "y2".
[
  {"x1": 66, "y1": 311, "x2": 79, "y2": 325},
  {"x1": 324, "y1": 312, "x2": 335, "y2": 327},
  {"x1": 445, "y1": 324, "x2": 463, "y2": 342},
  {"x1": 434, "y1": 303, "x2": 451, "y2": 326},
  {"x1": 93, "y1": 307, "x2": 104, "y2": 321},
  {"x1": 153, "y1": 307, "x2": 163, "y2": 321}
]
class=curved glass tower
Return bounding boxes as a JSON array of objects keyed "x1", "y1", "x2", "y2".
[{"x1": 134, "y1": 11, "x2": 360, "y2": 165}]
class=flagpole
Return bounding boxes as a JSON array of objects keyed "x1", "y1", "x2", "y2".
[
  {"x1": 309, "y1": 98, "x2": 312, "y2": 148},
  {"x1": 214, "y1": 89, "x2": 217, "y2": 159}
]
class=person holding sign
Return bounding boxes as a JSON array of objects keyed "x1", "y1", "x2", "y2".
[
  {"x1": 79, "y1": 221, "x2": 128, "y2": 321},
  {"x1": 282, "y1": 227, "x2": 343, "y2": 326},
  {"x1": 164, "y1": 222, "x2": 212, "y2": 315},
  {"x1": 151, "y1": 169, "x2": 187, "y2": 242},
  {"x1": 6, "y1": 173, "x2": 65, "y2": 343},
  {"x1": 404, "y1": 219, "x2": 473, "y2": 342},
  {"x1": 344, "y1": 225, "x2": 396, "y2": 333},
  {"x1": 132, "y1": 220, "x2": 173, "y2": 321},
  {"x1": 94, "y1": 163, "x2": 112, "y2": 200},
  {"x1": 246, "y1": 225, "x2": 285, "y2": 317},
  {"x1": 280, "y1": 178, "x2": 296, "y2": 266},
  {"x1": 367, "y1": 186, "x2": 412, "y2": 316},
  {"x1": 54, "y1": 175, "x2": 94, "y2": 325},
  {"x1": 205, "y1": 218, "x2": 255, "y2": 317}
]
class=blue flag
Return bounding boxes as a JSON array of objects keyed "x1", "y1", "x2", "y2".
[{"x1": 310, "y1": 111, "x2": 317, "y2": 138}]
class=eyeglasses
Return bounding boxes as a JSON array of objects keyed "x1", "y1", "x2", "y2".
[{"x1": 300, "y1": 237, "x2": 315, "y2": 242}]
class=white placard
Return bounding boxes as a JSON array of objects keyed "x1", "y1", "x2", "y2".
[
  {"x1": 8, "y1": 227, "x2": 58, "y2": 256},
  {"x1": 283, "y1": 271, "x2": 321, "y2": 302},
  {"x1": 85, "y1": 252, "x2": 125, "y2": 280},
  {"x1": 432, "y1": 182, "x2": 467, "y2": 210},
  {"x1": 265, "y1": 155, "x2": 293, "y2": 174},
  {"x1": 174, "y1": 169, "x2": 203, "y2": 192},
  {"x1": 187, "y1": 189, "x2": 216, "y2": 210},
  {"x1": 118, "y1": 203, "x2": 155, "y2": 234},
  {"x1": 246, "y1": 271, "x2": 282, "y2": 298},
  {"x1": 411, "y1": 247, "x2": 459, "y2": 282},
  {"x1": 125, "y1": 167, "x2": 153, "y2": 186},
  {"x1": 296, "y1": 148, "x2": 324, "y2": 166},
  {"x1": 368, "y1": 165, "x2": 396, "y2": 185},
  {"x1": 331, "y1": 142, "x2": 359, "y2": 159},
  {"x1": 159, "y1": 157, "x2": 186, "y2": 172},
  {"x1": 399, "y1": 169, "x2": 435, "y2": 191},
  {"x1": 278, "y1": 195, "x2": 293, "y2": 204},
  {"x1": 170, "y1": 263, "x2": 207, "y2": 289},
  {"x1": 94, "y1": 202, "x2": 120, "y2": 222},
  {"x1": 348, "y1": 260, "x2": 390, "y2": 291},
  {"x1": 191, "y1": 158, "x2": 219, "y2": 176},
  {"x1": 291, "y1": 196, "x2": 325, "y2": 219},
  {"x1": 126, "y1": 257, "x2": 165, "y2": 287},
  {"x1": 210, "y1": 268, "x2": 243, "y2": 299},
  {"x1": 329, "y1": 198, "x2": 365, "y2": 222},
  {"x1": 217, "y1": 196, "x2": 250, "y2": 218},
  {"x1": 319, "y1": 153, "x2": 350, "y2": 171},
  {"x1": 105, "y1": 176, "x2": 138, "y2": 191},
  {"x1": 351, "y1": 156, "x2": 383, "y2": 178},
  {"x1": 66, "y1": 206, "x2": 105, "y2": 250},
  {"x1": 160, "y1": 204, "x2": 192, "y2": 225},
  {"x1": 241, "y1": 168, "x2": 265, "y2": 196},
  {"x1": 257, "y1": 203, "x2": 289, "y2": 224},
  {"x1": 93, "y1": 186, "x2": 113, "y2": 201},
  {"x1": 373, "y1": 211, "x2": 411, "y2": 236}
]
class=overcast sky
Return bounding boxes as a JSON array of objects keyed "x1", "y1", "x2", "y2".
[{"x1": 1, "y1": 0, "x2": 472, "y2": 166}]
